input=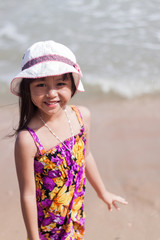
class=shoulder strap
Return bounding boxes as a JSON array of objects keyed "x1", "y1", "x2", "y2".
[
  {"x1": 26, "y1": 127, "x2": 45, "y2": 156},
  {"x1": 70, "y1": 105, "x2": 84, "y2": 127}
]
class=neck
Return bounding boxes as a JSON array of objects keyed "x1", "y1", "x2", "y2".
[{"x1": 37, "y1": 106, "x2": 66, "y2": 123}]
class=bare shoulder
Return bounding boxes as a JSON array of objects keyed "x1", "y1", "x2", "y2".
[
  {"x1": 16, "y1": 129, "x2": 33, "y2": 147},
  {"x1": 15, "y1": 130, "x2": 37, "y2": 194},
  {"x1": 77, "y1": 105, "x2": 91, "y2": 121},
  {"x1": 77, "y1": 106, "x2": 91, "y2": 132},
  {"x1": 15, "y1": 129, "x2": 37, "y2": 156}
]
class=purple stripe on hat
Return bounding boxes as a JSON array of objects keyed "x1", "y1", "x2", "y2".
[{"x1": 22, "y1": 54, "x2": 76, "y2": 71}]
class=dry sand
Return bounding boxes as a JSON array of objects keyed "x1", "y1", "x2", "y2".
[{"x1": 0, "y1": 95, "x2": 160, "y2": 240}]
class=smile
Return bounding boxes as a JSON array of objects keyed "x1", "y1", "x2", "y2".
[{"x1": 44, "y1": 101, "x2": 60, "y2": 107}]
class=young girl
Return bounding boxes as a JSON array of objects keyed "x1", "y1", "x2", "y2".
[{"x1": 11, "y1": 40, "x2": 128, "y2": 240}]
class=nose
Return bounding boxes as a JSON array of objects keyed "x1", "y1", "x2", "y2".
[{"x1": 46, "y1": 87, "x2": 57, "y2": 98}]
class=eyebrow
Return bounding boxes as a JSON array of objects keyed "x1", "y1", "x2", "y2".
[
  {"x1": 34, "y1": 78, "x2": 45, "y2": 82},
  {"x1": 55, "y1": 75, "x2": 69, "y2": 81}
]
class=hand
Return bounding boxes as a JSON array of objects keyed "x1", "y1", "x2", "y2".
[{"x1": 99, "y1": 191, "x2": 128, "y2": 211}]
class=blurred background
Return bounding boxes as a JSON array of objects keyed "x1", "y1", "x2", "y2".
[
  {"x1": 0, "y1": 0, "x2": 160, "y2": 102},
  {"x1": 0, "y1": 0, "x2": 160, "y2": 239}
]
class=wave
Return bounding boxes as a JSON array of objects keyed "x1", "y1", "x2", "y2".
[
  {"x1": 1, "y1": 78, "x2": 159, "y2": 102},
  {"x1": 0, "y1": 22, "x2": 28, "y2": 47},
  {"x1": 0, "y1": 0, "x2": 160, "y2": 100},
  {"x1": 84, "y1": 77, "x2": 160, "y2": 98}
]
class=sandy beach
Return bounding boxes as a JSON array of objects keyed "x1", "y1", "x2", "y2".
[{"x1": 1, "y1": 94, "x2": 160, "y2": 240}]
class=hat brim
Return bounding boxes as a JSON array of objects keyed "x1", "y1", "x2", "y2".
[{"x1": 10, "y1": 61, "x2": 84, "y2": 96}]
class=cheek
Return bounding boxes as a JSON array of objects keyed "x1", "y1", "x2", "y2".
[
  {"x1": 60, "y1": 88, "x2": 72, "y2": 99},
  {"x1": 64, "y1": 89, "x2": 72, "y2": 100},
  {"x1": 30, "y1": 92, "x2": 41, "y2": 106}
]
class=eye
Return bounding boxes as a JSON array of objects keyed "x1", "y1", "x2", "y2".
[
  {"x1": 57, "y1": 82, "x2": 66, "y2": 86},
  {"x1": 36, "y1": 83, "x2": 46, "y2": 87}
]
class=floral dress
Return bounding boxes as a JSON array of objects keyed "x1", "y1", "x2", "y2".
[{"x1": 27, "y1": 106, "x2": 86, "y2": 240}]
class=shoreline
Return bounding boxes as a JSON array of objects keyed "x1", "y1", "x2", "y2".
[
  {"x1": 0, "y1": 95, "x2": 160, "y2": 239},
  {"x1": 0, "y1": 82, "x2": 160, "y2": 106}
]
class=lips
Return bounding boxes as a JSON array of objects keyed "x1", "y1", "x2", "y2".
[{"x1": 44, "y1": 101, "x2": 60, "y2": 107}]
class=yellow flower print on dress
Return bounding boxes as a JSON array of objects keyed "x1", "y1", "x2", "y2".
[{"x1": 27, "y1": 106, "x2": 86, "y2": 240}]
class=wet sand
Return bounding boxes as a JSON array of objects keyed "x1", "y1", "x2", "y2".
[{"x1": 0, "y1": 95, "x2": 160, "y2": 240}]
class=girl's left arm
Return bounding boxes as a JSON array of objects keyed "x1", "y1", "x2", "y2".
[
  {"x1": 79, "y1": 106, "x2": 128, "y2": 211},
  {"x1": 85, "y1": 152, "x2": 128, "y2": 211}
]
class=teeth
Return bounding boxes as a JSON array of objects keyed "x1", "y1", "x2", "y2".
[
  {"x1": 46, "y1": 101, "x2": 59, "y2": 105},
  {"x1": 45, "y1": 100, "x2": 60, "y2": 106}
]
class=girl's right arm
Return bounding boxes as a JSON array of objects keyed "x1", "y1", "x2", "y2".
[{"x1": 15, "y1": 130, "x2": 40, "y2": 240}]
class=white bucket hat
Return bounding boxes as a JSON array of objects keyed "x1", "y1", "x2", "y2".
[{"x1": 10, "y1": 40, "x2": 84, "y2": 96}]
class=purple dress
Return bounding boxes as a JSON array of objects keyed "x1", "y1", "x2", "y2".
[{"x1": 27, "y1": 106, "x2": 86, "y2": 240}]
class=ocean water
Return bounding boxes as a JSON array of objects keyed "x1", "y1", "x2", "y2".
[{"x1": 0, "y1": 0, "x2": 160, "y2": 99}]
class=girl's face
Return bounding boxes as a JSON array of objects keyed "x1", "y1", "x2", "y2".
[{"x1": 30, "y1": 74, "x2": 72, "y2": 117}]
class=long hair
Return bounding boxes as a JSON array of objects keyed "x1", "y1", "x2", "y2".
[
  {"x1": 15, "y1": 73, "x2": 76, "y2": 135},
  {"x1": 16, "y1": 78, "x2": 37, "y2": 134}
]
